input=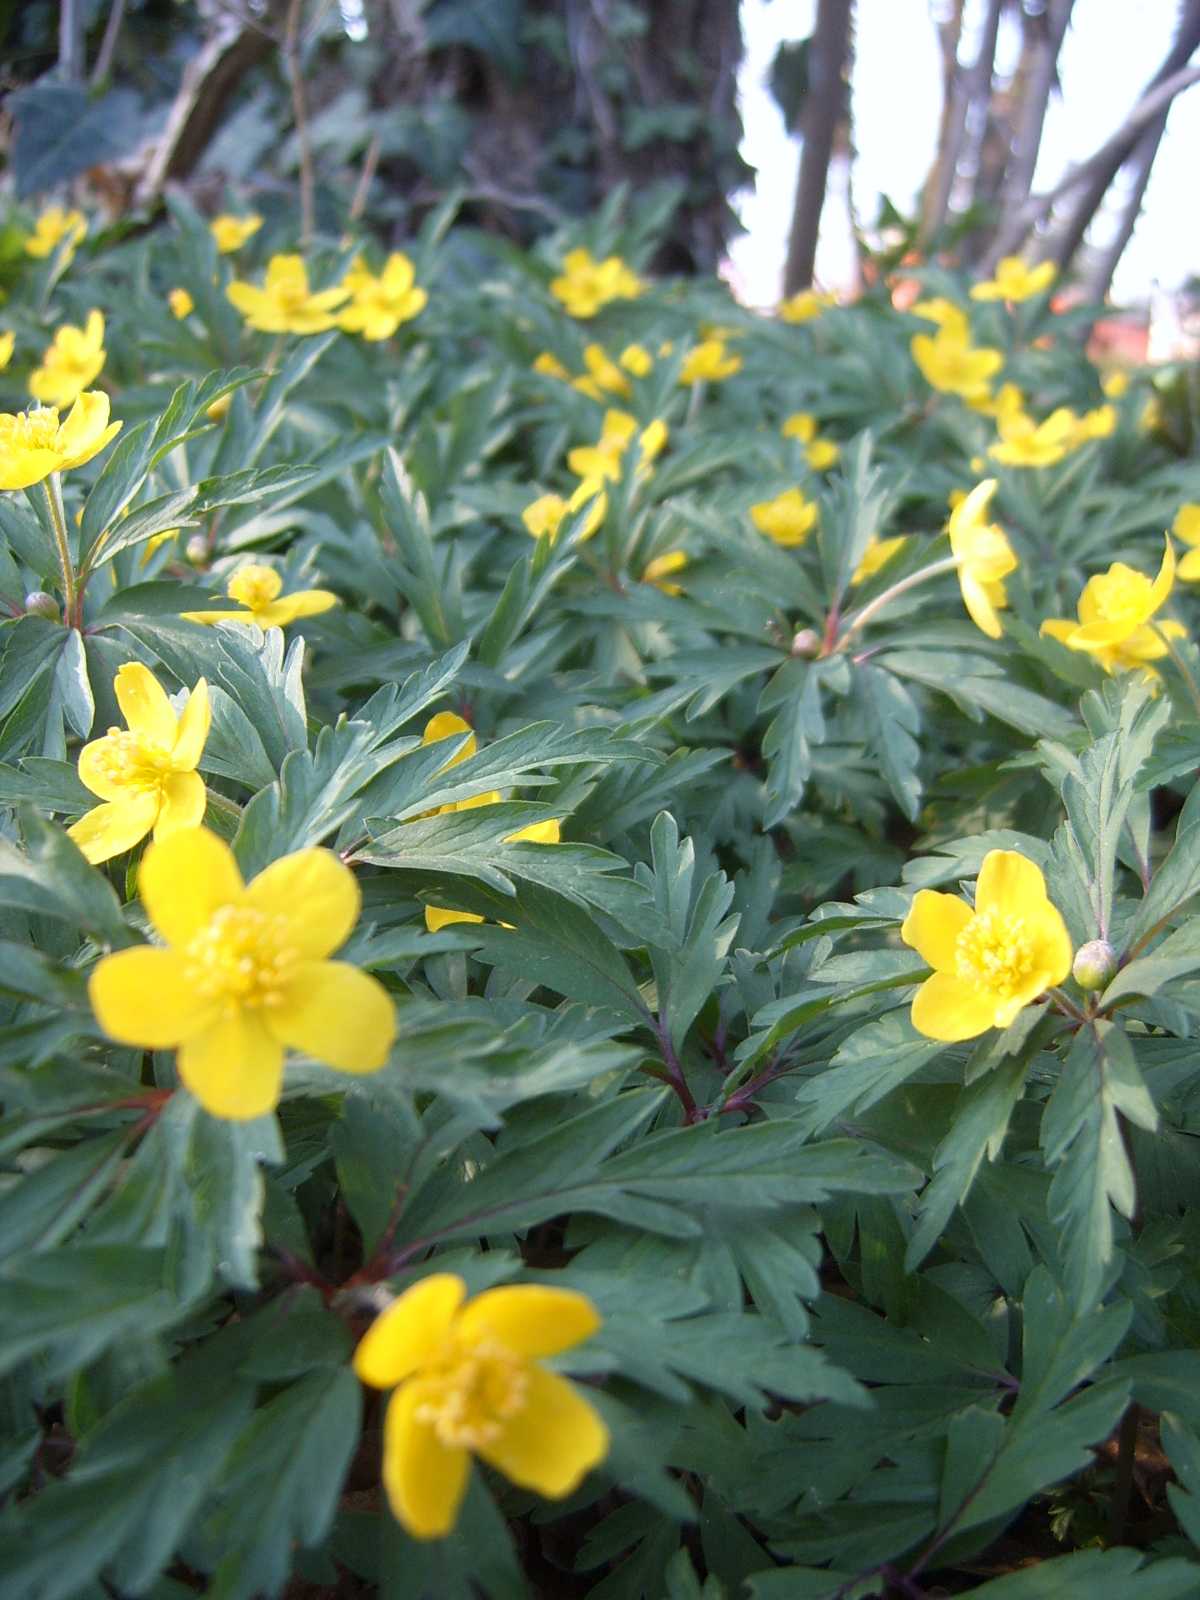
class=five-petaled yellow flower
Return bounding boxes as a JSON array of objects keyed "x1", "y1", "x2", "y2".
[
  {"x1": 0, "y1": 392, "x2": 122, "y2": 491},
  {"x1": 571, "y1": 344, "x2": 630, "y2": 401},
  {"x1": 778, "y1": 289, "x2": 834, "y2": 324},
  {"x1": 947, "y1": 479, "x2": 1018, "y2": 639},
  {"x1": 210, "y1": 214, "x2": 263, "y2": 254},
  {"x1": 901, "y1": 849, "x2": 1072, "y2": 1041},
  {"x1": 68, "y1": 663, "x2": 210, "y2": 864},
  {"x1": 751, "y1": 487, "x2": 818, "y2": 548},
  {"x1": 29, "y1": 310, "x2": 106, "y2": 407},
  {"x1": 679, "y1": 337, "x2": 741, "y2": 385},
  {"x1": 25, "y1": 207, "x2": 87, "y2": 261},
  {"x1": 353, "y1": 1274, "x2": 608, "y2": 1539},
  {"x1": 168, "y1": 288, "x2": 194, "y2": 319},
  {"x1": 549, "y1": 249, "x2": 642, "y2": 318},
  {"x1": 911, "y1": 325, "x2": 1003, "y2": 403},
  {"x1": 227, "y1": 254, "x2": 349, "y2": 334},
  {"x1": 90, "y1": 826, "x2": 395, "y2": 1119},
  {"x1": 521, "y1": 482, "x2": 605, "y2": 544},
  {"x1": 183, "y1": 564, "x2": 338, "y2": 629},
  {"x1": 989, "y1": 406, "x2": 1077, "y2": 468},
  {"x1": 970, "y1": 256, "x2": 1056, "y2": 303},
  {"x1": 1041, "y1": 538, "x2": 1180, "y2": 675},
  {"x1": 339, "y1": 253, "x2": 427, "y2": 340}
]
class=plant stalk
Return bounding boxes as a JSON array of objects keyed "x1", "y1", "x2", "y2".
[{"x1": 42, "y1": 474, "x2": 78, "y2": 627}]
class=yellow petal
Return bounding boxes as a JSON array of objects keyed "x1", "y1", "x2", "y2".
[
  {"x1": 382, "y1": 1381, "x2": 471, "y2": 1539},
  {"x1": 268, "y1": 959, "x2": 394, "y2": 1072},
  {"x1": 139, "y1": 826, "x2": 244, "y2": 947},
  {"x1": 479, "y1": 1366, "x2": 608, "y2": 1498},
  {"x1": 67, "y1": 794, "x2": 159, "y2": 864},
  {"x1": 899, "y1": 890, "x2": 972, "y2": 973},
  {"x1": 244, "y1": 849, "x2": 360, "y2": 958},
  {"x1": 910, "y1": 972, "x2": 997, "y2": 1042},
  {"x1": 425, "y1": 905, "x2": 485, "y2": 931},
  {"x1": 177, "y1": 1009, "x2": 284, "y2": 1120},
  {"x1": 77, "y1": 736, "x2": 134, "y2": 802},
  {"x1": 1025, "y1": 902, "x2": 1074, "y2": 990},
  {"x1": 1148, "y1": 536, "x2": 1175, "y2": 615},
  {"x1": 115, "y1": 662, "x2": 176, "y2": 746},
  {"x1": 506, "y1": 820, "x2": 560, "y2": 845},
  {"x1": 1178, "y1": 548, "x2": 1200, "y2": 582},
  {"x1": 455, "y1": 1286, "x2": 600, "y2": 1359},
  {"x1": 960, "y1": 571, "x2": 1004, "y2": 638},
  {"x1": 354, "y1": 1274, "x2": 467, "y2": 1389},
  {"x1": 974, "y1": 850, "x2": 1049, "y2": 920},
  {"x1": 172, "y1": 678, "x2": 210, "y2": 769},
  {"x1": 154, "y1": 770, "x2": 207, "y2": 838},
  {"x1": 251, "y1": 590, "x2": 339, "y2": 628},
  {"x1": 89, "y1": 947, "x2": 214, "y2": 1047}
]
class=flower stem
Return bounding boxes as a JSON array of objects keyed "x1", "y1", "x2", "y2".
[
  {"x1": 42, "y1": 473, "x2": 78, "y2": 626},
  {"x1": 834, "y1": 553, "x2": 959, "y2": 650}
]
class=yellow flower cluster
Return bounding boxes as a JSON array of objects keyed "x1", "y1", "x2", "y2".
[
  {"x1": 549, "y1": 248, "x2": 642, "y2": 318},
  {"x1": 225, "y1": 251, "x2": 428, "y2": 339},
  {"x1": 532, "y1": 343, "x2": 653, "y2": 400},
  {"x1": 25, "y1": 207, "x2": 87, "y2": 262}
]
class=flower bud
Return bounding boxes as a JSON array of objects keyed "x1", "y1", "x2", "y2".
[
  {"x1": 24, "y1": 590, "x2": 60, "y2": 621},
  {"x1": 1072, "y1": 939, "x2": 1117, "y2": 991},
  {"x1": 791, "y1": 627, "x2": 820, "y2": 658},
  {"x1": 185, "y1": 535, "x2": 209, "y2": 567}
]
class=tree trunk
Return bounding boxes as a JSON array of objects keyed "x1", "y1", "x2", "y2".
[
  {"x1": 919, "y1": 0, "x2": 1002, "y2": 248},
  {"x1": 783, "y1": 0, "x2": 853, "y2": 294},
  {"x1": 1046, "y1": 0, "x2": 1200, "y2": 273},
  {"x1": 1083, "y1": 109, "x2": 1168, "y2": 303}
]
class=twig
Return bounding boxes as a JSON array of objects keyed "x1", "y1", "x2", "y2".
[
  {"x1": 90, "y1": 0, "x2": 128, "y2": 86},
  {"x1": 349, "y1": 133, "x2": 381, "y2": 224},
  {"x1": 284, "y1": 0, "x2": 315, "y2": 248}
]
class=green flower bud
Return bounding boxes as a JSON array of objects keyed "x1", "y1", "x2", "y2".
[
  {"x1": 791, "y1": 627, "x2": 820, "y2": 658},
  {"x1": 185, "y1": 535, "x2": 209, "y2": 567},
  {"x1": 24, "y1": 590, "x2": 60, "y2": 621},
  {"x1": 1072, "y1": 939, "x2": 1117, "y2": 991}
]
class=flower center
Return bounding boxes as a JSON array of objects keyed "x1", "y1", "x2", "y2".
[
  {"x1": 93, "y1": 729, "x2": 174, "y2": 793},
  {"x1": 954, "y1": 907, "x2": 1036, "y2": 999},
  {"x1": 412, "y1": 1338, "x2": 530, "y2": 1450},
  {"x1": 182, "y1": 905, "x2": 299, "y2": 1011},
  {"x1": 1092, "y1": 570, "x2": 1152, "y2": 626},
  {"x1": 228, "y1": 565, "x2": 281, "y2": 610},
  {"x1": 0, "y1": 409, "x2": 60, "y2": 450}
]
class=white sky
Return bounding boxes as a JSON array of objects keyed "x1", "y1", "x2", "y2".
[{"x1": 729, "y1": 0, "x2": 1200, "y2": 305}]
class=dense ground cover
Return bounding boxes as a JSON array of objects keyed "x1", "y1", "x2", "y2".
[{"x1": 1, "y1": 193, "x2": 1200, "y2": 1598}]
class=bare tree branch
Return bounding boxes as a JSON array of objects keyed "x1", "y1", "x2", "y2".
[
  {"x1": 59, "y1": 0, "x2": 87, "y2": 84},
  {"x1": 988, "y1": 0, "x2": 1074, "y2": 255},
  {"x1": 284, "y1": 0, "x2": 315, "y2": 248},
  {"x1": 91, "y1": 0, "x2": 128, "y2": 87},
  {"x1": 1083, "y1": 109, "x2": 1168, "y2": 303},
  {"x1": 919, "y1": 0, "x2": 1002, "y2": 248},
  {"x1": 783, "y1": 0, "x2": 853, "y2": 294}
]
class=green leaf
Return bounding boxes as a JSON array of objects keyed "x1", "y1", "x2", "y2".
[
  {"x1": 963, "y1": 1550, "x2": 1200, "y2": 1598},
  {"x1": 642, "y1": 813, "x2": 740, "y2": 1051}
]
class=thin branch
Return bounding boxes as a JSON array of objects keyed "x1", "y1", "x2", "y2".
[
  {"x1": 987, "y1": 0, "x2": 1074, "y2": 254},
  {"x1": 349, "y1": 133, "x2": 381, "y2": 223},
  {"x1": 90, "y1": 0, "x2": 128, "y2": 86},
  {"x1": 59, "y1": 0, "x2": 87, "y2": 83},
  {"x1": 284, "y1": 0, "x2": 315, "y2": 248},
  {"x1": 921, "y1": 0, "x2": 1002, "y2": 248},
  {"x1": 1083, "y1": 110, "x2": 1168, "y2": 302}
]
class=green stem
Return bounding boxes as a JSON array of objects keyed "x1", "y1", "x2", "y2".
[
  {"x1": 1152, "y1": 622, "x2": 1200, "y2": 722},
  {"x1": 42, "y1": 473, "x2": 78, "y2": 626},
  {"x1": 834, "y1": 553, "x2": 959, "y2": 650}
]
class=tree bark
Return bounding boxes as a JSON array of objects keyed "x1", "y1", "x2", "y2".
[
  {"x1": 783, "y1": 0, "x2": 853, "y2": 294},
  {"x1": 1046, "y1": 0, "x2": 1200, "y2": 273},
  {"x1": 1083, "y1": 109, "x2": 1168, "y2": 302},
  {"x1": 919, "y1": 0, "x2": 1002, "y2": 248}
]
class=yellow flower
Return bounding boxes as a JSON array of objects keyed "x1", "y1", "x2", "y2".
[
  {"x1": 1073, "y1": 404, "x2": 1116, "y2": 442},
  {"x1": 549, "y1": 249, "x2": 642, "y2": 318},
  {"x1": 1174, "y1": 506, "x2": 1200, "y2": 581},
  {"x1": 619, "y1": 343, "x2": 653, "y2": 376},
  {"x1": 751, "y1": 488, "x2": 818, "y2": 548},
  {"x1": 24, "y1": 207, "x2": 87, "y2": 261},
  {"x1": 140, "y1": 528, "x2": 180, "y2": 567},
  {"x1": 521, "y1": 482, "x2": 605, "y2": 545},
  {"x1": 28, "y1": 310, "x2": 106, "y2": 407},
  {"x1": 206, "y1": 395, "x2": 231, "y2": 424},
  {"x1": 226, "y1": 254, "x2": 350, "y2": 334},
  {"x1": 0, "y1": 392, "x2": 122, "y2": 491},
  {"x1": 806, "y1": 439, "x2": 840, "y2": 471},
  {"x1": 642, "y1": 550, "x2": 687, "y2": 595},
  {"x1": 968, "y1": 381, "x2": 1025, "y2": 422},
  {"x1": 901, "y1": 849, "x2": 1072, "y2": 1041},
  {"x1": 911, "y1": 298, "x2": 969, "y2": 338},
  {"x1": 210, "y1": 214, "x2": 263, "y2": 254},
  {"x1": 781, "y1": 412, "x2": 817, "y2": 443},
  {"x1": 67, "y1": 664, "x2": 210, "y2": 865},
  {"x1": 570, "y1": 344, "x2": 630, "y2": 400},
  {"x1": 338, "y1": 253, "x2": 427, "y2": 341},
  {"x1": 425, "y1": 820, "x2": 561, "y2": 930},
  {"x1": 567, "y1": 409, "x2": 639, "y2": 482},
  {"x1": 851, "y1": 535, "x2": 907, "y2": 586},
  {"x1": 182, "y1": 563, "x2": 338, "y2": 629},
  {"x1": 1041, "y1": 538, "x2": 1179, "y2": 674},
  {"x1": 0, "y1": 331, "x2": 13, "y2": 370},
  {"x1": 638, "y1": 417, "x2": 668, "y2": 467},
  {"x1": 168, "y1": 288, "x2": 194, "y2": 319},
  {"x1": 778, "y1": 289, "x2": 834, "y2": 324},
  {"x1": 421, "y1": 712, "x2": 501, "y2": 815},
  {"x1": 353, "y1": 1274, "x2": 608, "y2": 1539},
  {"x1": 1102, "y1": 371, "x2": 1130, "y2": 399},
  {"x1": 970, "y1": 256, "x2": 1056, "y2": 303},
  {"x1": 679, "y1": 338, "x2": 741, "y2": 385},
  {"x1": 988, "y1": 406, "x2": 1078, "y2": 468},
  {"x1": 947, "y1": 479, "x2": 1018, "y2": 639},
  {"x1": 89, "y1": 827, "x2": 394, "y2": 1119},
  {"x1": 532, "y1": 352, "x2": 570, "y2": 380},
  {"x1": 911, "y1": 326, "x2": 1003, "y2": 403}
]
